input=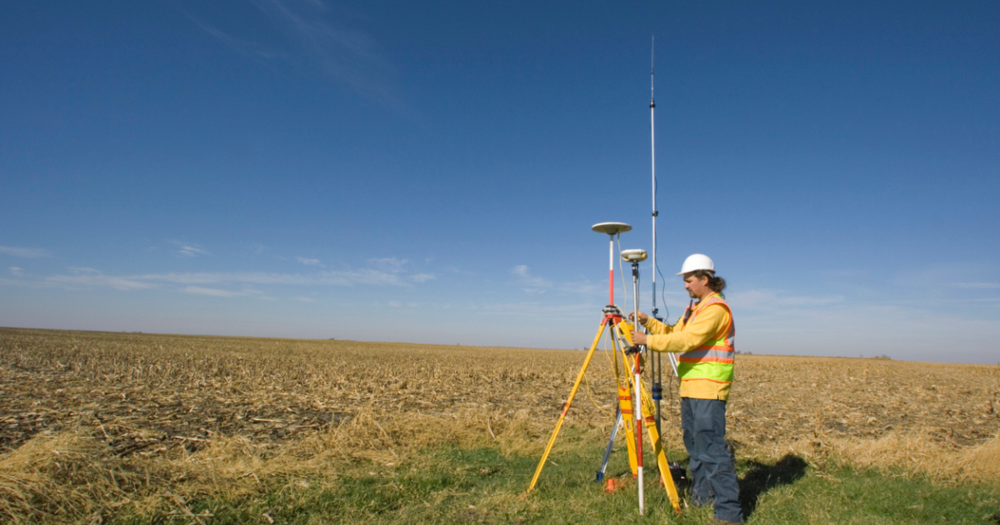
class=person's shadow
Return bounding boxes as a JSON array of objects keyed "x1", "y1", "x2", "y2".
[{"x1": 739, "y1": 454, "x2": 808, "y2": 518}]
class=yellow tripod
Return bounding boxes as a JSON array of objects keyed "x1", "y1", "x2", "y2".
[
  {"x1": 525, "y1": 306, "x2": 681, "y2": 513},
  {"x1": 525, "y1": 223, "x2": 681, "y2": 515}
]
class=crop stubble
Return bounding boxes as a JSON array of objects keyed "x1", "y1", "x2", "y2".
[{"x1": 1, "y1": 327, "x2": 998, "y2": 521}]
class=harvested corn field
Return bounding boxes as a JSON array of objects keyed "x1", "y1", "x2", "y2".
[{"x1": 1, "y1": 327, "x2": 999, "y2": 523}]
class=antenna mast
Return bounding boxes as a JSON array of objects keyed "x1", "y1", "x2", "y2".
[
  {"x1": 648, "y1": 38, "x2": 678, "y2": 439},
  {"x1": 649, "y1": 36, "x2": 666, "y2": 439},
  {"x1": 650, "y1": 37, "x2": 658, "y2": 320}
]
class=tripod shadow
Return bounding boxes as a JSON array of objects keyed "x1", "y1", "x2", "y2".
[{"x1": 738, "y1": 454, "x2": 808, "y2": 518}]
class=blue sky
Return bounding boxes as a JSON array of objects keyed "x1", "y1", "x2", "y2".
[{"x1": 1, "y1": 1, "x2": 998, "y2": 363}]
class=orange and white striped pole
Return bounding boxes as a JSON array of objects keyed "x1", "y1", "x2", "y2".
[{"x1": 631, "y1": 259, "x2": 644, "y2": 515}]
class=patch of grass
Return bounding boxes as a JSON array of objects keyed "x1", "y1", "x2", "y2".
[
  {"x1": 110, "y1": 440, "x2": 1000, "y2": 525},
  {"x1": 748, "y1": 463, "x2": 1000, "y2": 524}
]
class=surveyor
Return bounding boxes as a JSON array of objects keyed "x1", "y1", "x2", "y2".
[{"x1": 629, "y1": 253, "x2": 743, "y2": 524}]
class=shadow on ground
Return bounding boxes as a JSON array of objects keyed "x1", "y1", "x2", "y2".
[{"x1": 739, "y1": 454, "x2": 808, "y2": 518}]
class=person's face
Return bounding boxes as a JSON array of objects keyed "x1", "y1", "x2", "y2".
[{"x1": 683, "y1": 273, "x2": 711, "y2": 299}]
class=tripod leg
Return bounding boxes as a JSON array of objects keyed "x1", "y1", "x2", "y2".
[
  {"x1": 619, "y1": 386, "x2": 639, "y2": 476},
  {"x1": 596, "y1": 407, "x2": 622, "y2": 482},
  {"x1": 633, "y1": 361, "x2": 683, "y2": 514},
  {"x1": 644, "y1": 407, "x2": 682, "y2": 514},
  {"x1": 610, "y1": 325, "x2": 638, "y2": 476},
  {"x1": 527, "y1": 321, "x2": 608, "y2": 493}
]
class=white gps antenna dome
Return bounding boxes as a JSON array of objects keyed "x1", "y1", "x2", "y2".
[
  {"x1": 621, "y1": 249, "x2": 648, "y2": 263},
  {"x1": 592, "y1": 222, "x2": 632, "y2": 235}
]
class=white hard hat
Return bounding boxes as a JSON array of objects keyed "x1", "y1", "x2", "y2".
[{"x1": 677, "y1": 254, "x2": 715, "y2": 276}]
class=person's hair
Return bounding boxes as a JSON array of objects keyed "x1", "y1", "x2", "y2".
[{"x1": 690, "y1": 269, "x2": 726, "y2": 295}]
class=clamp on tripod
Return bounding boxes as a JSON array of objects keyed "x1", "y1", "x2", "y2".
[{"x1": 526, "y1": 223, "x2": 681, "y2": 516}]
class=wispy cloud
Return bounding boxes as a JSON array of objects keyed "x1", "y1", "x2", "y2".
[
  {"x1": 188, "y1": 17, "x2": 286, "y2": 62},
  {"x1": 180, "y1": 286, "x2": 266, "y2": 298},
  {"x1": 9, "y1": 267, "x2": 23, "y2": 277},
  {"x1": 144, "y1": 267, "x2": 411, "y2": 287},
  {"x1": 0, "y1": 245, "x2": 51, "y2": 258},
  {"x1": 370, "y1": 257, "x2": 407, "y2": 273},
  {"x1": 387, "y1": 300, "x2": 419, "y2": 308},
  {"x1": 29, "y1": 257, "x2": 435, "y2": 297},
  {"x1": 172, "y1": 242, "x2": 209, "y2": 258},
  {"x1": 511, "y1": 265, "x2": 552, "y2": 295},
  {"x1": 47, "y1": 269, "x2": 157, "y2": 291},
  {"x1": 445, "y1": 266, "x2": 475, "y2": 276},
  {"x1": 194, "y1": 0, "x2": 398, "y2": 105},
  {"x1": 181, "y1": 286, "x2": 243, "y2": 297},
  {"x1": 180, "y1": 247, "x2": 209, "y2": 257},
  {"x1": 296, "y1": 257, "x2": 322, "y2": 266}
]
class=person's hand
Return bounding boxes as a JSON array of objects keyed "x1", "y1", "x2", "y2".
[
  {"x1": 628, "y1": 311, "x2": 649, "y2": 325},
  {"x1": 630, "y1": 330, "x2": 647, "y2": 345}
]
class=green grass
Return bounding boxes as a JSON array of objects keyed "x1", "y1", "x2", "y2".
[{"x1": 113, "y1": 441, "x2": 1000, "y2": 525}]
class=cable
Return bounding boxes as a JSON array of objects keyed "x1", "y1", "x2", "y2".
[
  {"x1": 583, "y1": 326, "x2": 617, "y2": 417},
  {"x1": 617, "y1": 234, "x2": 627, "y2": 312},
  {"x1": 656, "y1": 261, "x2": 669, "y2": 321}
]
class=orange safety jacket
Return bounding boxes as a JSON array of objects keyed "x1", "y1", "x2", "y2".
[
  {"x1": 644, "y1": 292, "x2": 736, "y2": 400},
  {"x1": 675, "y1": 294, "x2": 735, "y2": 388}
]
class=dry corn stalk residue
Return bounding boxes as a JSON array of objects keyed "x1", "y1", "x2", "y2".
[{"x1": 1, "y1": 328, "x2": 998, "y2": 521}]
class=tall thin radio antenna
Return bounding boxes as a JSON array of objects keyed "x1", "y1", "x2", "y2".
[
  {"x1": 650, "y1": 35, "x2": 671, "y2": 440},
  {"x1": 650, "y1": 36, "x2": 658, "y2": 320},
  {"x1": 650, "y1": 37, "x2": 680, "y2": 410}
]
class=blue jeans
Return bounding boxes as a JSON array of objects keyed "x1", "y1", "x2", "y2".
[{"x1": 681, "y1": 397, "x2": 743, "y2": 523}]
